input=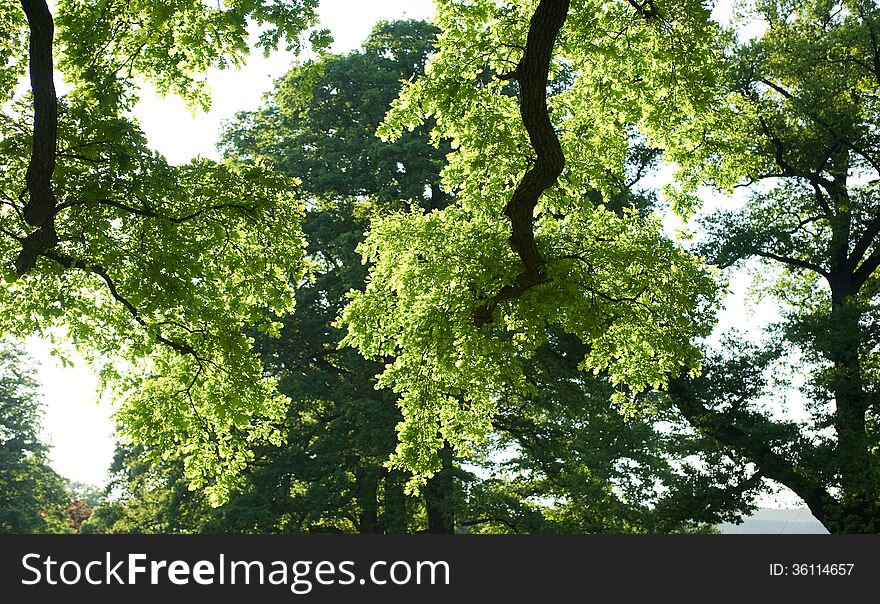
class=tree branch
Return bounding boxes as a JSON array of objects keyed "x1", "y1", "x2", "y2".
[
  {"x1": 473, "y1": 0, "x2": 570, "y2": 326},
  {"x1": 626, "y1": 0, "x2": 660, "y2": 20},
  {"x1": 55, "y1": 197, "x2": 258, "y2": 224},
  {"x1": 40, "y1": 249, "x2": 200, "y2": 358},
  {"x1": 848, "y1": 217, "x2": 880, "y2": 273},
  {"x1": 753, "y1": 249, "x2": 828, "y2": 277},
  {"x1": 754, "y1": 113, "x2": 841, "y2": 206},
  {"x1": 16, "y1": 0, "x2": 60, "y2": 275},
  {"x1": 667, "y1": 376, "x2": 836, "y2": 524},
  {"x1": 810, "y1": 182, "x2": 834, "y2": 219},
  {"x1": 852, "y1": 248, "x2": 880, "y2": 291},
  {"x1": 759, "y1": 77, "x2": 880, "y2": 176}
]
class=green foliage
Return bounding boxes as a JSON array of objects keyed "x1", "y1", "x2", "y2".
[
  {"x1": 340, "y1": 0, "x2": 725, "y2": 484},
  {"x1": 214, "y1": 20, "x2": 457, "y2": 532},
  {"x1": 666, "y1": 0, "x2": 880, "y2": 532},
  {"x1": 80, "y1": 445, "x2": 211, "y2": 534},
  {"x1": 0, "y1": 343, "x2": 71, "y2": 533},
  {"x1": 219, "y1": 19, "x2": 444, "y2": 207},
  {"x1": 88, "y1": 22, "x2": 467, "y2": 533},
  {"x1": 56, "y1": 0, "x2": 321, "y2": 111},
  {"x1": 667, "y1": 0, "x2": 879, "y2": 197},
  {"x1": 0, "y1": 1, "x2": 319, "y2": 503},
  {"x1": 80, "y1": 16, "x2": 761, "y2": 534},
  {"x1": 462, "y1": 328, "x2": 759, "y2": 534},
  {"x1": 0, "y1": 8, "x2": 26, "y2": 106}
]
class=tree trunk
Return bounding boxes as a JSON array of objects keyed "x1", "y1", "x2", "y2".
[
  {"x1": 825, "y1": 278, "x2": 878, "y2": 532},
  {"x1": 381, "y1": 470, "x2": 410, "y2": 534},
  {"x1": 424, "y1": 443, "x2": 456, "y2": 534},
  {"x1": 355, "y1": 470, "x2": 382, "y2": 534}
]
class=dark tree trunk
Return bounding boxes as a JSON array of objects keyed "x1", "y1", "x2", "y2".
[
  {"x1": 825, "y1": 276, "x2": 878, "y2": 532},
  {"x1": 381, "y1": 469, "x2": 410, "y2": 534},
  {"x1": 818, "y1": 180, "x2": 879, "y2": 532},
  {"x1": 17, "y1": 0, "x2": 60, "y2": 274},
  {"x1": 428, "y1": 183, "x2": 449, "y2": 211},
  {"x1": 355, "y1": 470, "x2": 382, "y2": 534},
  {"x1": 472, "y1": 0, "x2": 570, "y2": 326},
  {"x1": 424, "y1": 443, "x2": 456, "y2": 534}
]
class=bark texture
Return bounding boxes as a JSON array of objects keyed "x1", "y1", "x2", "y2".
[{"x1": 474, "y1": 0, "x2": 570, "y2": 326}]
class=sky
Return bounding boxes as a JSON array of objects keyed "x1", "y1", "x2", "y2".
[
  {"x1": 30, "y1": 0, "x2": 790, "y2": 504},
  {"x1": 135, "y1": 0, "x2": 436, "y2": 165}
]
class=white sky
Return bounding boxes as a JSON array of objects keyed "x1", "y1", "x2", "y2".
[
  {"x1": 33, "y1": 0, "x2": 793, "y2": 511},
  {"x1": 137, "y1": 0, "x2": 437, "y2": 165}
]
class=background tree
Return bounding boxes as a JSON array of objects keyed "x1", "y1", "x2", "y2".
[
  {"x1": 664, "y1": 0, "x2": 880, "y2": 533},
  {"x1": 0, "y1": 343, "x2": 71, "y2": 533},
  {"x1": 467, "y1": 327, "x2": 757, "y2": 534},
  {"x1": 80, "y1": 445, "x2": 211, "y2": 534},
  {"x1": 217, "y1": 19, "x2": 466, "y2": 533}
]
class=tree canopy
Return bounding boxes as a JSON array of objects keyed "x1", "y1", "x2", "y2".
[
  {"x1": 339, "y1": 0, "x2": 724, "y2": 484},
  {"x1": 0, "y1": 343, "x2": 71, "y2": 533},
  {"x1": 1, "y1": 0, "x2": 326, "y2": 501},
  {"x1": 4, "y1": 0, "x2": 880, "y2": 534},
  {"x1": 665, "y1": 0, "x2": 880, "y2": 533},
  {"x1": 80, "y1": 17, "x2": 754, "y2": 535},
  {"x1": 218, "y1": 19, "x2": 460, "y2": 533}
]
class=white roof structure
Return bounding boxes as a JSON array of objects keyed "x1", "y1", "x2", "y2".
[{"x1": 719, "y1": 508, "x2": 829, "y2": 534}]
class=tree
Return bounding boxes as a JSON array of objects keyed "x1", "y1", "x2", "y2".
[
  {"x1": 463, "y1": 329, "x2": 758, "y2": 534},
  {"x1": 222, "y1": 13, "x2": 755, "y2": 533},
  {"x1": 80, "y1": 12, "x2": 763, "y2": 533},
  {"x1": 80, "y1": 444, "x2": 212, "y2": 534},
  {"x1": 340, "y1": 0, "x2": 724, "y2": 486},
  {"x1": 662, "y1": 0, "x2": 880, "y2": 533},
  {"x1": 1, "y1": 0, "x2": 324, "y2": 501},
  {"x1": 216, "y1": 20, "x2": 467, "y2": 533},
  {"x1": 460, "y1": 151, "x2": 759, "y2": 533},
  {"x1": 0, "y1": 343, "x2": 71, "y2": 533}
]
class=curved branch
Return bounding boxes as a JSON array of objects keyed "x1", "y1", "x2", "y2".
[
  {"x1": 752, "y1": 249, "x2": 828, "y2": 277},
  {"x1": 626, "y1": 0, "x2": 660, "y2": 20},
  {"x1": 474, "y1": 0, "x2": 570, "y2": 326},
  {"x1": 852, "y1": 248, "x2": 880, "y2": 291},
  {"x1": 55, "y1": 198, "x2": 258, "y2": 224},
  {"x1": 667, "y1": 376, "x2": 836, "y2": 524},
  {"x1": 759, "y1": 77, "x2": 880, "y2": 176},
  {"x1": 41, "y1": 249, "x2": 200, "y2": 359}
]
